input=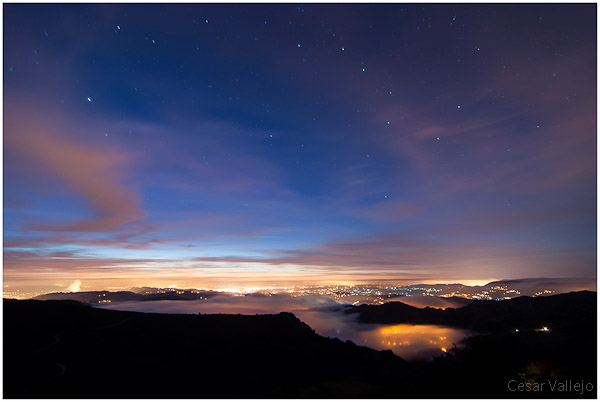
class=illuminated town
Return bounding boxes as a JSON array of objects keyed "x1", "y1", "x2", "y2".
[{"x1": 5, "y1": 280, "x2": 569, "y2": 305}]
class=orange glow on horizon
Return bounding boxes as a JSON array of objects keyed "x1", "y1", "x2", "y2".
[{"x1": 3, "y1": 257, "x2": 506, "y2": 294}]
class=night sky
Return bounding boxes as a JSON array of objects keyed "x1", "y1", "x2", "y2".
[{"x1": 3, "y1": 4, "x2": 597, "y2": 293}]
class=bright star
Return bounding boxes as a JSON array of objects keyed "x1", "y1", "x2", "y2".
[{"x1": 87, "y1": 97, "x2": 92, "y2": 102}]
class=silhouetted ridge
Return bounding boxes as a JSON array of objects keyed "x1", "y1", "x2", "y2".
[
  {"x1": 33, "y1": 290, "x2": 219, "y2": 303},
  {"x1": 4, "y1": 299, "x2": 413, "y2": 398},
  {"x1": 346, "y1": 290, "x2": 596, "y2": 332},
  {"x1": 5, "y1": 292, "x2": 596, "y2": 398}
]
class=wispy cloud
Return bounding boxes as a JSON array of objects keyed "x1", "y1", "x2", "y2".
[{"x1": 4, "y1": 104, "x2": 146, "y2": 232}]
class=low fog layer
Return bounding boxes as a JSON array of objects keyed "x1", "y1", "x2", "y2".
[
  {"x1": 97, "y1": 293, "x2": 468, "y2": 360},
  {"x1": 99, "y1": 293, "x2": 345, "y2": 315}
]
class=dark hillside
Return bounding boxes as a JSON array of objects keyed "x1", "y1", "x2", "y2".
[
  {"x1": 4, "y1": 299, "x2": 416, "y2": 398},
  {"x1": 4, "y1": 293, "x2": 596, "y2": 398},
  {"x1": 347, "y1": 291, "x2": 596, "y2": 332}
]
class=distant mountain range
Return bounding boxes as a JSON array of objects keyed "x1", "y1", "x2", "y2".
[
  {"x1": 464, "y1": 277, "x2": 595, "y2": 296},
  {"x1": 33, "y1": 289, "x2": 221, "y2": 304},
  {"x1": 392, "y1": 277, "x2": 596, "y2": 299},
  {"x1": 31, "y1": 277, "x2": 596, "y2": 305}
]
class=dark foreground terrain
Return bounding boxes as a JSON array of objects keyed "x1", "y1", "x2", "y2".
[
  {"x1": 4, "y1": 299, "x2": 416, "y2": 398},
  {"x1": 4, "y1": 291, "x2": 597, "y2": 398},
  {"x1": 347, "y1": 290, "x2": 597, "y2": 332},
  {"x1": 348, "y1": 291, "x2": 597, "y2": 398}
]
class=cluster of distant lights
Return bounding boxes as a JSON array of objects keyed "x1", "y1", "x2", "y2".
[
  {"x1": 197, "y1": 283, "x2": 520, "y2": 302},
  {"x1": 2, "y1": 290, "x2": 39, "y2": 300},
  {"x1": 211, "y1": 286, "x2": 288, "y2": 294},
  {"x1": 3, "y1": 281, "x2": 560, "y2": 304},
  {"x1": 515, "y1": 326, "x2": 550, "y2": 333}
]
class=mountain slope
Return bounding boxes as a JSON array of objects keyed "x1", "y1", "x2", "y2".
[
  {"x1": 346, "y1": 290, "x2": 596, "y2": 332},
  {"x1": 4, "y1": 299, "x2": 415, "y2": 398}
]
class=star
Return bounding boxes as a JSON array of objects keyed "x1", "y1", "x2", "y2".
[
  {"x1": 362, "y1": 67, "x2": 366, "y2": 72},
  {"x1": 86, "y1": 97, "x2": 92, "y2": 102},
  {"x1": 341, "y1": 46, "x2": 345, "y2": 51},
  {"x1": 457, "y1": 105, "x2": 461, "y2": 109},
  {"x1": 297, "y1": 43, "x2": 301, "y2": 47}
]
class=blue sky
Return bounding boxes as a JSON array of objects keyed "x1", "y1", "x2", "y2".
[{"x1": 3, "y1": 4, "x2": 596, "y2": 293}]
